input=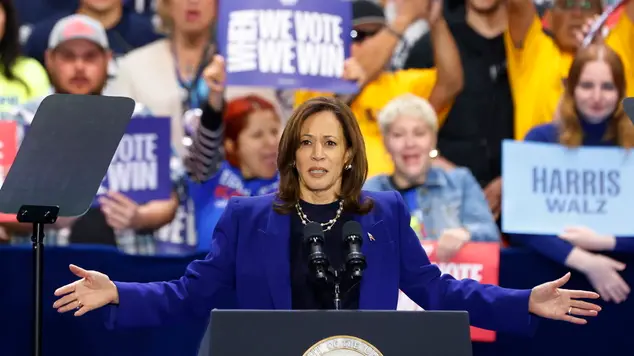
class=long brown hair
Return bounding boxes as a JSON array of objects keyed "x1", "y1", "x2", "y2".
[
  {"x1": 273, "y1": 97, "x2": 374, "y2": 215},
  {"x1": 559, "y1": 44, "x2": 634, "y2": 148}
]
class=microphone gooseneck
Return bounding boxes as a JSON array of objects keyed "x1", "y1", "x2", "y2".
[
  {"x1": 342, "y1": 221, "x2": 367, "y2": 280},
  {"x1": 303, "y1": 222, "x2": 330, "y2": 282}
]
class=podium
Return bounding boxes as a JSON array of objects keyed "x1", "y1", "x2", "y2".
[{"x1": 207, "y1": 310, "x2": 473, "y2": 355}]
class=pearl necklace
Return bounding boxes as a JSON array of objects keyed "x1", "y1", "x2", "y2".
[{"x1": 295, "y1": 200, "x2": 344, "y2": 232}]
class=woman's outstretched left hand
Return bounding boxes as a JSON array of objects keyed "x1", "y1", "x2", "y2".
[{"x1": 528, "y1": 272, "x2": 601, "y2": 324}]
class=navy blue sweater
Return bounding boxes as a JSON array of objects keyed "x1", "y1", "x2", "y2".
[{"x1": 511, "y1": 119, "x2": 634, "y2": 264}]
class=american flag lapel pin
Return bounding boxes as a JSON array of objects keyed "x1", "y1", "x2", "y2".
[{"x1": 368, "y1": 233, "x2": 375, "y2": 242}]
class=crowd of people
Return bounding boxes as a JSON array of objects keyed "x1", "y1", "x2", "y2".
[{"x1": 0, "y1": 0, "x2": 633, "y2": 308}]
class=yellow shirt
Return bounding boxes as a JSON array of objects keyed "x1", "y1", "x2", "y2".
[
  {"x1": 505, "y1": 14, "x2": 634, "y2": 140},
  {"x1": 295, "y1": 69, "x2": 445, "y2": 178},
  {"x1": 605, "y1": 13, "x2": 634, "y2": 98},
  {"x1": 504, "y1": 16, "x2": 572, "y2": 140},
  {"x1": 0, "y1": 57, "x2": 50, "y2": 118}
]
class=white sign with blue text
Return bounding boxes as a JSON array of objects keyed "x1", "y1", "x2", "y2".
[{"x1": 502, "y1": 140, "x2": 634, "y2": 236}]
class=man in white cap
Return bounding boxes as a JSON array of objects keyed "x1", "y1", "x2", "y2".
[{"x1": 1, "y1": 14, "x2": 188, "y2": 256}]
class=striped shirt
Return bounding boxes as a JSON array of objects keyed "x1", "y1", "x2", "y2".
[{"x1": 184, "y1": 103, "x2": 224, "y2": 183}]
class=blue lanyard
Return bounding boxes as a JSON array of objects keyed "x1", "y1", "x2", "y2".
[{"x1": 172, "y1": 43, "x2": 212, "y2": 112}]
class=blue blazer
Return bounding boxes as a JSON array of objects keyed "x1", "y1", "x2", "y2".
[{"x1": 106, "y1": 190, "x2": 538, "y2": 336}]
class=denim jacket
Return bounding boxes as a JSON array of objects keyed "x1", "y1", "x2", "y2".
[{"x1": 364, "y1": 166, "x2": 499, "y2": 242}]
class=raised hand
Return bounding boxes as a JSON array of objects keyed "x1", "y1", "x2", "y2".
[
  {"x1": 202, "y1": 54, "x2": 226, "y2": 111},
  {"x1": 574, "y1": 15, "x2": 604, "y2": 47},
  {"x1": 53, "y1": 264, "x2": 119, "y2": 317},
  {"x1": 343, "y1": 57, "x2": 368, "y2": 87},
  {"x1": 392, "y1": 0, "x2": 443, "y2": 26},
  {"x1": 528, "y1": 272, "x2": 601, "y2": 324}
]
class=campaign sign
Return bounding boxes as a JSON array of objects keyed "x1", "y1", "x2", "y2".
[
  {"x1": 217, "y1": 0, "x2": 358, "y2": 93},
  {"x1": 397, "y1": 242, "x2": 500, "y2": 342},
  {"x1": 502, "y1": 140, "x2": 634, "y2": 236},
  {"x1": 0, "y1": 121, "x2": 17, "y2": 222},
  {"x1": 95, "y1": 118, "x2": 172, "y2": 205}
]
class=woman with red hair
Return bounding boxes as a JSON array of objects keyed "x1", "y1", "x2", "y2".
[
  {"x1": 511, "y1": 43, "x2": 634, "y2": 304},
  {"x1": 188, "y1": 92, "x2": 281, "y2": 251}
]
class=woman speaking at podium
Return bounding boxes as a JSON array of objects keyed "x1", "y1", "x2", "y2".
[{"x1": 53, "y1": 96, "x2": 601, "y2": 336}]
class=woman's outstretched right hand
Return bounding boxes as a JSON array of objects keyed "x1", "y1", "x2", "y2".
[{"x1": 53, "y1": 264, "x2": 119, "y2": 317}]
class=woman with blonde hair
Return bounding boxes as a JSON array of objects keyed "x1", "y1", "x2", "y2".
[
  {"x1": 364, "y1": 94, "x2": 499, "y2": 262},
  {"x1": 512, "y1": 43, "x2": 634, "y2": 304}
]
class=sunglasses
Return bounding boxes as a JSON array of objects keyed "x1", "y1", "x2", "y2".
[{"x1": 350, "y1": 29, "x2": 381, "y2": 43}]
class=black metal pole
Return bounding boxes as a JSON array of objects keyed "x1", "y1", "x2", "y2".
[{"x1": 32, "y1": 222, "x2": 45, "y2": 356}]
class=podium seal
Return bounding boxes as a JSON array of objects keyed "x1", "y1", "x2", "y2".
[{"x1": 303, "y1": 335, "x2": 383, "y2": 356}]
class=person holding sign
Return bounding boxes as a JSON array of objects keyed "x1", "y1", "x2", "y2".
[
  {"x1": 53, "y1": 97, "x2": 601, "y2": 338},
  {"x1": 364, "y1": 94, "x2": 499, "y2": 262},
  {"x1": 510, "y1": 44, "x2": 634, "y2": 304},
  {"x1": 295, "y1": 0, "x2": 463, "y2": 178},
  {"x1": 1, "y1": 14, "x2": 181, "y2": 255}
]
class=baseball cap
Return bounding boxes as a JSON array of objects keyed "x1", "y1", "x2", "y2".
[
  {"x1": 352, "y1": 0, "x2": 386, "y2": 27},
  {"x1": 48, "y1": 14, "x2": 109, "y2": 50}
]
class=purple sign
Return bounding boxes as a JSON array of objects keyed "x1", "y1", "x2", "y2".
[
  {"x1": 217, "y1": 0, "x2": 357, "y2": 93},
  {"x1": 94, "y1": 118, "x2": 172, "y2": 205}
]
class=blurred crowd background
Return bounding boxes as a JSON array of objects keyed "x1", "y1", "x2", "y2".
[{"x1": 1, "y1": 0, "x2": 634, "y2": 354}]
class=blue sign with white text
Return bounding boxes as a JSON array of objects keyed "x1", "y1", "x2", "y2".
[
  {"x1": 217, "y1": 0, "x2": 357, "y2": 93},
  {"x1": 502, "y1": 140, "x2": 634, "y2": 236},
  {"x1": 95, "y1": 118, "x2": 172, "y2": 205}
]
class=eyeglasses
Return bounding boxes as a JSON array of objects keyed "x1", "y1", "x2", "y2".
[
  {"x1": 350, "y1": 29, "x2": 380, "y2": 43},
  {"x1": 554, "y1": 0, "x2": 597, "y2": 10}
]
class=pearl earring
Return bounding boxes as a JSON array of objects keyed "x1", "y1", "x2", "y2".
[
  {"x1": 429, "y1": 149, "x2": 438, "y2": 159},
  {"x1": 345, "y1": 164, "x2": 352, "y2": 170}
]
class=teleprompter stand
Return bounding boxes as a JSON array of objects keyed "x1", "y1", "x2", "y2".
[{"x1": 0, "y1": 94, "x2": 135, "y2": 356}]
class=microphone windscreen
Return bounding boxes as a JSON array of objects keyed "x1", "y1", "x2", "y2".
[
  {"x1": 303, "y1": 222, "x2": 324, "y2": 242},
  {"x1": 342, "y1": 221, "x2": 363, "y2": 242}
]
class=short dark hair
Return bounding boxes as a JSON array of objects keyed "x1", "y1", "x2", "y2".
[{"x1": 273, "y1": 96, "x2": 374, "y2": 215}]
